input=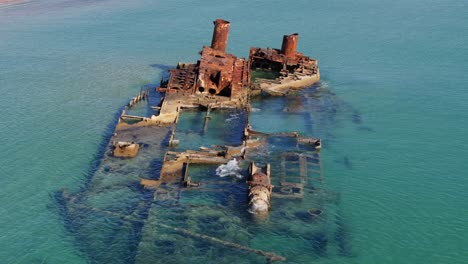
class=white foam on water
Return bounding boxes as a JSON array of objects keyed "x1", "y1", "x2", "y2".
[
  {"x1": 216, "y1": 158, "x2": 243, "y2": 179},
  {"x1": 251, "y1": 107, "x2": 261, "y2": 112}
]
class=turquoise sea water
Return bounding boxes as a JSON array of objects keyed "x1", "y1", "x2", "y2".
[{"x1": 1, "y1": 0, "x2": 467, "y2": 263}]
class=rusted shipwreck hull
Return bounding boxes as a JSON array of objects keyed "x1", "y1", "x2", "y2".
[{"x1": 52, "y1": 19, "x2": 350, "y2": 264}]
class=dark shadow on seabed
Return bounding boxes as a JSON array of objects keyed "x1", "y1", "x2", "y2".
[
  {"x1": 52, "y1": 111, "x2": 169, "y2": 263},
  {"x1": 52, "y1": 64, "x2": 174, "y2": 263}
]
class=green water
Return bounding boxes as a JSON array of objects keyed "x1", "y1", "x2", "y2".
[
  {"x1": 251, "y1": 70, "x2": 280, "y2": 82},
  {"x1": 1, "y1": 0, "x2": 467, "y2": 263}
]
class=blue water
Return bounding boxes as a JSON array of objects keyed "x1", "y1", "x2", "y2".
[{"x1": 1, "y1": 0, "x2": 467, "y2": 263}]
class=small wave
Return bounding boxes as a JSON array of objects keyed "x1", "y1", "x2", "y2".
[
  {"x1": 216, "y1": 159, "x2": 243, "y2": 179},
  {"x1": 226, "y1": 112, "x2": 240, "y2": 122}
]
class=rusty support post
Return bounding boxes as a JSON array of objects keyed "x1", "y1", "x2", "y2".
[
  {"x1": 280, "y1": 33, "x2": 298, "y2": 58},
  {"x1": 203, "y1": 106, "x2": 211, "y2": 134},
  {"x1": 211, "y1": 19, "x2": 230, "y2": 52}
]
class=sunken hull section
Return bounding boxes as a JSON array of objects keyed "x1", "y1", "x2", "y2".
[
  {"x1": 55, "y1": 19, "x2": 351, "y2": 264},
  {"x1": 55, "y1": 88, "x2": 172, "y2": 264}
]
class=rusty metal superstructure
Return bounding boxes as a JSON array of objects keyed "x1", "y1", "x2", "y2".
[
  {"x1": 162, "y1": 19, "x2": 250, "y2": 98},
  {"x1": 249, "y1": 33, "x2": 318, "y2": 77},
  {"x1": 160, "y1": 18, "x2": 319, "y2": 98}
]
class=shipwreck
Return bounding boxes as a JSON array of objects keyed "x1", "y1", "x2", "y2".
[{"x1": 55, "y1": 19, "x2": 352, "y2": 264}]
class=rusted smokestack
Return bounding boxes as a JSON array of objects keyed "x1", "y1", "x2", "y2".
[
  {"x1": 281, "y1": 33, "x2": 298, "y2": 58},
  {"x1": 211, "y1": 19, "x2": 230, "y2": 52}
]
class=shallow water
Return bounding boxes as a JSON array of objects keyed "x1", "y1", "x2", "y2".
[{"x1": 1, "y1": 0, "x2": 467, "y2": 263}]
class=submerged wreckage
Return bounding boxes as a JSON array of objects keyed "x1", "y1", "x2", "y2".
[{"x1": 57, "y1": 19, "x2": 352, "y2": 263}]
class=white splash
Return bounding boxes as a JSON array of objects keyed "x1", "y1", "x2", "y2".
[
  {"x1": 251, "y1": 107, "x2": 261, "y2": 112},
  {"x1": 216, "y1": 159, "x2": 243, "y2": 179}
]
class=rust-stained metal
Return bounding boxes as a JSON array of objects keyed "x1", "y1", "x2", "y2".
[
  {"x1": 166, "y1": 63, "x2": 198, "y2": 92},
  {"x1": 249, "y1": 34, "x2": 318, "y2": 74},
  {"x1": 197, "y1": 46, "x2": 250, "y2": 96},
  {"x1": 161, "y1": 19, "x2": 250, "y2": 98},
  {"x1": 247, "y1": 163, "x2": 273, "y2": 214},
  {"x1": 281, "y1": 33, "x2": 298, "y2": 58},
  {"x1": 211, "y1": 19, "x2": 230, "y2": 52},
  {"x1": 249, "y1": 33, "x2": 319, "y2": 95},
  {"x1": 159, "y1": 19, "x2": 318, "y2": 98}
]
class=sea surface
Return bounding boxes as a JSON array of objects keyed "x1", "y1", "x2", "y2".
[{"x1": 1, "y1": 0, "x2": 467, "y2": 263}]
